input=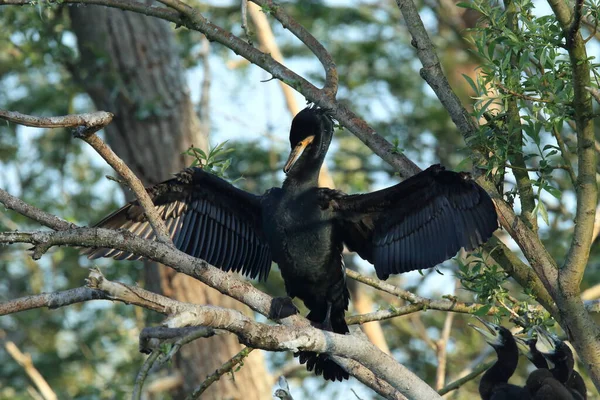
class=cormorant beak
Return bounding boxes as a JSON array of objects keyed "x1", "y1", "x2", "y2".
[
  {"x1": 283, "y1": 135, "x2": 315, "y2": 173},
  {"x1": 534, "y1": 326, "x2": 557, "y2": 355},
  {"x1": 514, "y1": 336, "x2": 533, "y2": 358},
  {"x1": 469, "y1": 316, "x2": 503, "y2": 346}
]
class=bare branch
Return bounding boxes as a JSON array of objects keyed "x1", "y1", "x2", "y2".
[
  {"x1": 585, "y1": 86, "x2": 600, "y2": 105},
  {"x1": 250, "y1": 0, "x2": 338, "y2": 98},
  {"x1": 0, "y1": 109, "x2": 112, "y2": 129},
  {"x1": 132, "y1": 350, "x2": 161, "y2": 400},
  {"x1": 3, "y1": 339, "x2": 58, "y2": 400},
  {"x1": 185, "y1": 347, "x2": 255, "y2": 400},
  {"x1": 0, "y1": 189, "x2": 76, "y2": 231},
  {"x1": 139, "y1": 326, "x2": 215, "y2": 354},
  {"x1": 346, "y1": 269, "x2": 498, "y2": 315},
  {"x1": 72, "y1": 130, "x2": 171, "y2": 243},
  {"x1": 394, "y1": 0, "x2": 478, "y2": 143},
  {"x1": 86, "y1": 269, "x2": 441, "y2": 399},
  {"x1": 437, "y1": 360, "x2": 493, "y2": 395},
  {"x1": 0, "y1": 229, "x2": 434, "y2": 398},
  {"x1": 0, "y1": 287, "x2": 110, "y2": 316},
  {"x1": 435, "y1": 281, "x2": 458, "y2": 390}
]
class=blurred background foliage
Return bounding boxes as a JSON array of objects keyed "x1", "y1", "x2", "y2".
[{"x1": 1, "y1": 0, "x2": 599, "y2": 399}]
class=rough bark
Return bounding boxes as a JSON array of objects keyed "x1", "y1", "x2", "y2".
[{"x1": 68, "y1": 7, "x2": 271, "y2": 399}]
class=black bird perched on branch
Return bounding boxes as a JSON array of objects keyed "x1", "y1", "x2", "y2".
[
  {"x1": 515, "y1": 336, "x2": 577, "y2": 400},
  {"x1": 470, "y1": 318, "x2": 531, "y2": 400},
  {"x1": 87, "y1": 106, "x2": 498, "y2": 381},
  {"x1": 532, "y1": 327, "x2": 586, "y2": 400}
]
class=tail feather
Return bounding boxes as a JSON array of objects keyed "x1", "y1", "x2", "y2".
[{"x1": 295, "y1": 308, "x2": 349, "y2": 381}]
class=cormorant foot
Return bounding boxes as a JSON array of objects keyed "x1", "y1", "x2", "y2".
[{"x1": 269, "y1": 296, "x2": 298, "y2": 319}]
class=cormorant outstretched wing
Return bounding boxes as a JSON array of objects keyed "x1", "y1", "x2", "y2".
[
  {"x1": 85, "y1": 168, "x2": 272, "y2": 281},
  {"x1": 325, "y1": 164, "x2": 497, "y2": 279}
]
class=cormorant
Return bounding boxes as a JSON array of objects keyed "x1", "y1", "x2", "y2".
[
  {"x1": 534, "y1": 327, "x2": 587, "y2": 400},
  {"x1": 470, "y1": 318, "x2": 530, "y2": 399},
  {"x1": 515, "y1": 336, "x2": 576, "y2": 399},
  {"x1": 87, "y1": 106, "x2": 498, "y2": 381}
]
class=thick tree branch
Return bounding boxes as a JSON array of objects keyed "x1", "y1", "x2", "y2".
[
  {"x1": 547, "y1": 0, "x2": 597, "y2": 291},
  {"x1": 546, "y1": 0, "x2": 600, "y2": 390},
  {"x1": 0, "y1": 109, "x2": 113, "y2": 129},
  {"x1": 87, "y1": 269, "x2": 442, "y2": 399}
]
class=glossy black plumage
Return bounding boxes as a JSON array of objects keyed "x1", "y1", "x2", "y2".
[
  {"x1": 86, "y1": 106, "x2": 498, "y2": 381},
  {"x1": 470, "y1": 318, "x2": 531, "y2": 400},
  {"x1": 515, "y1": 336, "x2": 576, "y2": 399},
  {"x1": 533, "y1": 328, "x2": 587, "y2": 400}
]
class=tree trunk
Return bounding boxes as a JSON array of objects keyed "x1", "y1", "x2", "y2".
[{"x1": 68, "y1": 8, "x2": 271, "y2": 399}]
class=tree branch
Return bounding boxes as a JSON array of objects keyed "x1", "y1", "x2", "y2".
[
  {"x1": 132, "y1": 350, "x2": 161, "y2": 400},
  {"x1": 437, "y1": 360, "x2": 493, "y2": 395},
  {"x1": 346, "y1": 269, "x2": 499, "y2": 316},
  {"x1": 250, "y1": 0, "x2": 338, "y2": 99},
  {"x1": 185, "y1": 347, "x2": 255, "y2": 400},
  {"x1": 0, "y1": 188, "x2": 76, "y2": 231},
  {"x1": 0, "y1": 228, "x2": 436, "y2": 398},
  {"x1": 0, "y1": 287, "x2": 110, "y2": 316},
  {"x1": 73, "y1": 128, "x2": 172, "y2": 244},
  {"x1": 86, "y1": 268, "x2": 441, "y2": 399},
  {"x1": 394, "y1": 0, "x2": 478, "y2": 144},
  {"x1": 3, "y1": 339, "x2": 58, "y2": 400},
  {"x1": 0, "y1": 109, "x2": 113, "y2": 129}
]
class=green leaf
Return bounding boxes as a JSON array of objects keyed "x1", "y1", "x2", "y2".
[
  {"x1": 462, "y1": 73, "x2": 479, "y2": 95},
  {"x1": 474, "y1": 304, "x2": 492, "y2": 316}
]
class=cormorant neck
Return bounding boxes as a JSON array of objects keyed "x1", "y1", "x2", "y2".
[
  {"x1": 283, "y1": 130, "x2": 331, "y2": 190},
  {"x1": 480, "y1": 340, "x2": 519, "y2": 400},
  {"x1": 549, "y1": 346, "x2": 574, "y2": 382}
]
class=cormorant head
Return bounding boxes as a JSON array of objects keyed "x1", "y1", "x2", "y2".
[
  {"x1": 469, "y1": 317, "x2": 512, "y2": 349},
  {"x1": 284, "y1": 106, "x2": 333, "y2": 174},
  {"x1": 534, "y1": 326, "x2": 571, "y2": 363}
]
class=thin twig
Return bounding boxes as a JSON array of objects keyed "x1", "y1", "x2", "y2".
[
  {"x1": 495, "y1": 82, "x2": 553, "y2": 103},
  {"x1": 3, "y1": 340, "x2": 58, "y2": 400},
  {"x1": 132, "y1": 350, "x2": 161, "y2": 400},
  {"x1": 551, "y1": 125, "x2": 577, "y2": 186},
  {"x1": 437, "y1": 360, "x2": 494, "y2": 395},
  {"x1": 585, "y1": 86, "x2": 600, "y2": 105},
  {"x1": 250, "y1": 0, "x2": 338, "y2": 98},
  {"x1": 346, "y1": 269, "x2": 499, "y2": 315},
  {"x1": 185, "y1": 347, "x2": 255, "y2": 400},
  {"x1": 0, "y1": 287, "x2": 110, "y2": 316},
  {"x1": 240, "y1": 0, "x2": 252, "y2": 43},
  {"x1": 435, "y1": 280, "x2": 459, "y2": 390},
  {"x1": 0, "y1": 188, "x2": 76, "y2": 231}
]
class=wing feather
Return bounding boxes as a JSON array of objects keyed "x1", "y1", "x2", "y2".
[
  {"x1": 328, "y1": 164, "x2": 497, "y2": 279},
  {"x1": 85, "y1": 167, "x2": 272, "y2": 281}
]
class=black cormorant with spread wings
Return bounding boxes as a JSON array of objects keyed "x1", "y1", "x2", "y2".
[{"x1": 86, "y1": 106, "x2": 498, "y2": 381}]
